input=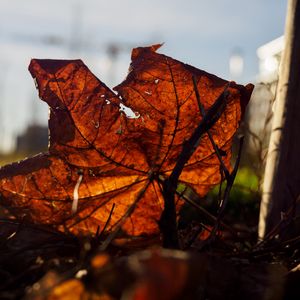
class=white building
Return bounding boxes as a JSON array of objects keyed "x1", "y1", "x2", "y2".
[{"x1": 256, "y1": 36, "x2": 284, "y2": 84}]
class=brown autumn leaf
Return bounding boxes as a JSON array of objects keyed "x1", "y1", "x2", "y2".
[{"x1": 0, "y1": 44, "x2": 253, "y2": 237}]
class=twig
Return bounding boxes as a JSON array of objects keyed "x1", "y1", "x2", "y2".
[
  {"x1": 208, "y1": 137, "x2": 244, "y2": 239},
  {"x1": 175, "y1": 185, "x2": 238, "y2": 236},
  {"x1": 218, "y1": 137, "x2": 244, "y2": 217},
  {"x1": 99, "y1": 181, "x2": 151, "y2": 251},
  {"x1": 192, "y1": 76, "x2": 230, "y2": 180},
  {"x1": 159, "y1": 84, "x2": 229, "y2": 249},
  {"x1": 191, "y1": 77, "x2": 244, "y2": 241},
  {"x1": 94, "y1": 203, "x2": 116, "y2": 245},
  {"x1": 254, "y1": 192, "x2": 300, "y2": 249}
]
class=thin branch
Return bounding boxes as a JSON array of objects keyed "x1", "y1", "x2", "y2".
[
  {"x1": 254, "y1": 192, "x2": 300, "y2": 249},
  {"x1": 219, "y1": 137, "x2": 244, "y2": 217},
  {"x1": 99, "y1": 181, "x2": 151, "y2": 251},
  {"x1": 159, "y1": 84, "x2": 229, "y2": 249},
  {"x1": 192, "y1": 76, "x2": 230, "y2": 180},
  {"x1": 175, "y1": 185, "x2": 238, "y2": 237},
  {"x1": 95, "y1": 203, "x2": 116, "y2": 243},
  {"x1": 190, "y1": 77, "x2": 244, "y2": 241},
  {"x1": 209, "y1": 137, "x2": 244, "y2": 239}
]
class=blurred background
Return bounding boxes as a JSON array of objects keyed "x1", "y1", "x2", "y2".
[{"x1": 0, "y1": 0, "x2": 286, "y2": 166}]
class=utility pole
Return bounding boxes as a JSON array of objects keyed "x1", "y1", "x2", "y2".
[{"x1": 259, "y1": 0, "x2": 300, "y2": 239}]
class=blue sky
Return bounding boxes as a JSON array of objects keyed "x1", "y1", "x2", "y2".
[{"x1": 0, "y1": 0, "x2": 287, "y2": 152}]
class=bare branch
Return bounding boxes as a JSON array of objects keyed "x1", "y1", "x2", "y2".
[{"x1": 159, "y1": 84, "x2": 229, "y2": 248}]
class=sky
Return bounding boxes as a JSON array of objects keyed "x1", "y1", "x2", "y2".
[{"x1": 0, "y1": 0, "x2": 287, "y2": 152}]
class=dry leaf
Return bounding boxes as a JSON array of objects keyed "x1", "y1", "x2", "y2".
[{"x1": 0, "y1": 45, "x2": 253, "y2": 237}]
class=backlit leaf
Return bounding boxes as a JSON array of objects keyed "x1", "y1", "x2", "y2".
[{"x1": 0, "y1": 45, "x2": 253, "y2": 238}]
